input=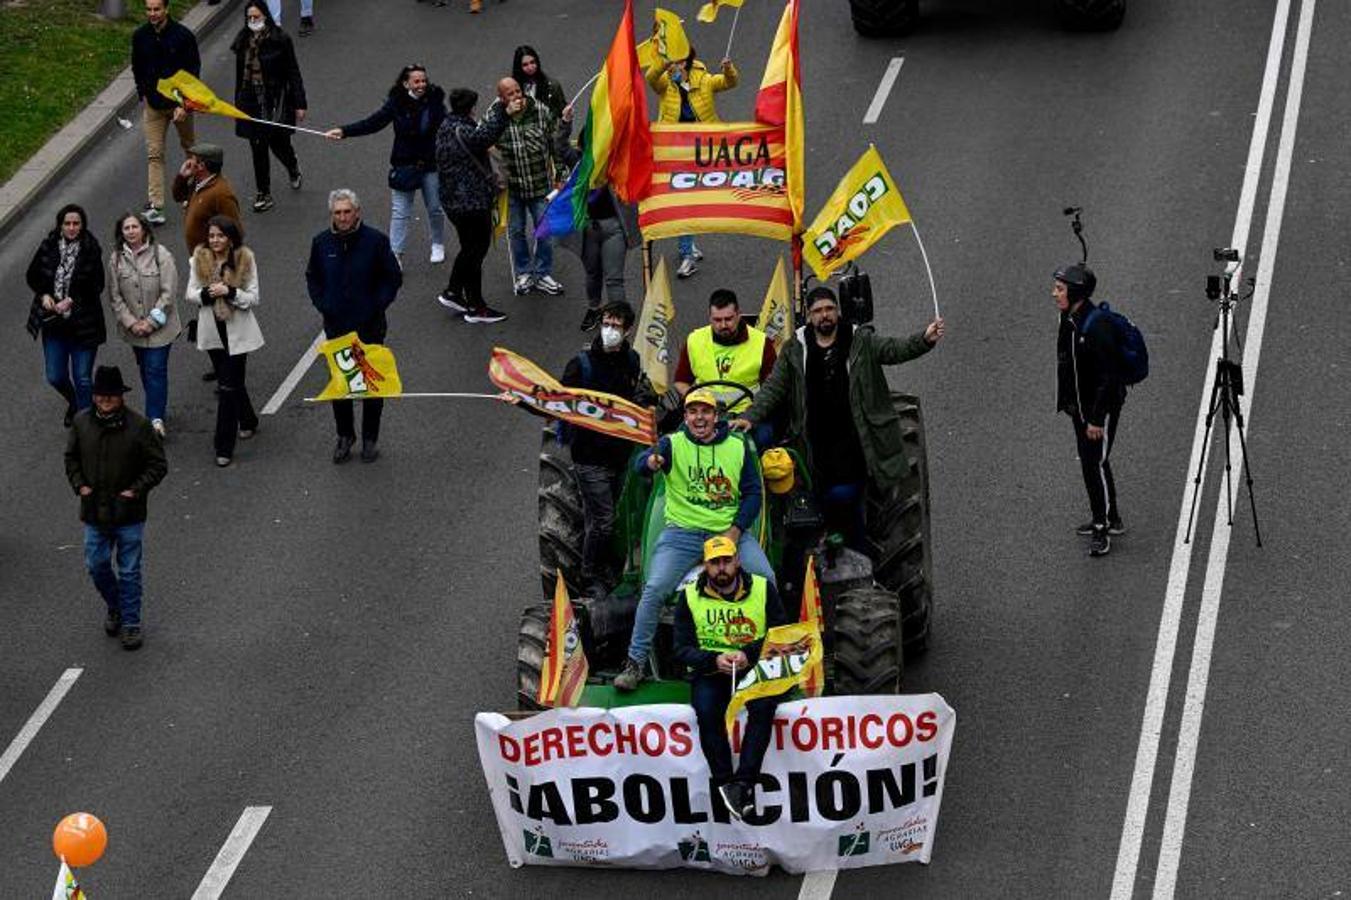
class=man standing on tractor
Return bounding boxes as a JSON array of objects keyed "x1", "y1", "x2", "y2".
[
  {"x1": 674, "y1": 536, "x2": 791, "y2": 820},
  {"x1": 732, "y1": 286, "x2": 944, "y2": 548},
  {"x1": 614, "y1": 388, "x2": 776, "y2": 692},
  {"x1": 673, "y1": 289, "x2": 777, "y2": 448}
]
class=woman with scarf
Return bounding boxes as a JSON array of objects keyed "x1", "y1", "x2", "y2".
[
  {"x1": 230, "y1": 2, "x2": 307, "y2": 214},
  {"x1": 186, "y1": 216, "x2": 263, "y2": 468},
  {"x1": 326, "y1": 65, "x2": 448, "y2": 267},
  {"x1": 511, "y1": 46, "x2": 566, "y2": 121},
  {"x1": 107, "y1": 211, "x2": 182, "y2": 438},
  {"x1": 25, "y1": 204, "x2": 106, "y2": 425}
]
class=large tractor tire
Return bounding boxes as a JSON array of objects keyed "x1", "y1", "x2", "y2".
[
  {"x1": 850, "y1": 0, "x2": 919, "y2": 37},
  {"x1": 867, "y1": 393, "x2": 934, "y2": 654},
  {"x1": 539, "y1": 439, "x2": 585, "y2": 599},
  {"x1": 516, "y1": 604, "x2": 551, "y2": 711},
  {"x1": 830, "y1": 587, "x2": 903, "y2": 694},
  {"x1": 1054, "y1": 0, "x2": 1125, "y2": 31}
]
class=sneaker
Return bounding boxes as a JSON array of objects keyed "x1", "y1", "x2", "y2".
[
  {"x1": 215, "y1": 456, "x2": 232, "y2": 468},
  {"x1": 430, "y1": 243, "x2": 446, "y2": 264},
  {"x1": 513, "y1": 274, "x2": 535, "y2": 295},
  {"x1": 534, "y1": 274, "x2": 564, "y2": 295},
  {"x1": 152, "y1": 418, "x2": 166, "y2": 439},
  {"x1": 252, "y1": 193, "x2": 275, "y2": 212},
  {"x1": 298, "y1": 14, "x2": 315, "y2": 34},
  {"x1": 437, "y1": 290, "x2": 469, "y2": 313},
  {"x1": 718, "y1": 782, "x2": 754, "y2": 822},
  {"x1": 120, "y1": 626, "x2": 143, "y2": 651},
  {"x1": 464, "y1": 304, "x2": 508, "y2": 324},
  {"x1": 1088, "y1": 527, "x2": 1111, "y2": 557},
  {"x1": 394, "y1": 253, "x2": 404, "y2": 271},
  {"x1": 360, "y1": 440, "x2": 380, "y2": 463},
  {"x1": 689, "y1": 243, "x2": 705, "y2": 261},
  {"x1": 579, "y1": 307, "x2": 602, "y2": 332},
  {"x1": 104, "y1": 608, "x2": 121, "y2": 637},
  {"x1": 288, "y1": 168, "x2": 303, "y2": 190},
  {"x1": 1076, "y1": 519, "x2": 1126, "y2": 536},
  {"x1": 613, "y1": 657, "x2": 643, "y2": 692},
  {"x1": 238, "y1": 426, "x2": 257, "y2": 440},
  {"x1": 144, "y1": 205, "x2": 166, "y2": 226},
  {"x1": 333, "y1": 435, "x2": 354, "y2": 464},
  {"x1": 676, "y1": 257, "x2": 699, "y2": 279}
]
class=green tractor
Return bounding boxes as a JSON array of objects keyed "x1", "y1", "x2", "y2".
[
  {"x1": 516, "y1": 379, "x2": 934, "y2": 710},
  {"x1": 849, "y1": 0, "x2": 1125, "y2": 36}
]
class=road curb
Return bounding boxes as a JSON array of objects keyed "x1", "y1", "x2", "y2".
[{"x1": 0, "y1": 0, "x2": 240, "y2": 240}]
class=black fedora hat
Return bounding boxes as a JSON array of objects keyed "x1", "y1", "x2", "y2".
[{"x1": 92, "y1": 365, "x2": 132, "y2": 396}]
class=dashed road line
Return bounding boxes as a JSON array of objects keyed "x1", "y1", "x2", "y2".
[
  {"x1": 191, "y1": 805, "x2": 273, "y2": 900},
  {"x1": 261, "y1": 331, "x2": 323, "y2": 416},
  {"x1": 0, "y1": 667, "x2": 82, "y2": 786},
  {"x1": 863, "y1": 57, "x2": 905, "y2": 125},
  {"x1": 799, "y1": 869, "x2": 840, "y2": 899}
]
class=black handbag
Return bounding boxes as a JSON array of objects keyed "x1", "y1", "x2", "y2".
[{"x1": 388, "y1": 163, "x2": 423, "y2": 192}]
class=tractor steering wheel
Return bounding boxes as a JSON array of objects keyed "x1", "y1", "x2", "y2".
[{"x1": 687, "y1": 380, "x2": 755, "y2": 419}]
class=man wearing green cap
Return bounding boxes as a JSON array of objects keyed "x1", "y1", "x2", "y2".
[{"x1": 614, "y1": 388, "x2": 775, "y2": 692}]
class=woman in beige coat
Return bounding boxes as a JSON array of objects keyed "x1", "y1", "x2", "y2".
[
  {"x1": 185, "y1": 215, "x2": 264, "y2": 467},
  {"x1": 107, "y1": 211, "x2": 182, "y2": 438}
]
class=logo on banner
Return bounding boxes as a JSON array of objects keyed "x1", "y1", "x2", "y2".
[
  {"x1": 713, "y1": 840, "x2": 768, "y2": 871},
  {"x1": 878, "y1": 814, "x2": 929, "y2": 856},
  {"x1": 524, "y1": 826, "x2": 553, "y2": 858},
  {"x1": 838, "y1": 823, "x2": 871, "y2": 858},
  {"x1": 677, "y1": 830, "x2": 710, "y2": 863}
]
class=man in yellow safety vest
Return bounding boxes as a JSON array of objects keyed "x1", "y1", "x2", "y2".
[
  {"x1": 673, "y1": 289, "x2": 777, "y2": 447},
  {"x1": 673, "y1": 536, "x2": 791, "y2": 821}
]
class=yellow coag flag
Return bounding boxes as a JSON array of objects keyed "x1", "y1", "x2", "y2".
[
  {"x1": 538, "y1": 571, "x2": 590, "y2": 707},
  {"x1": 698, "y1": 0, "x2": 744, "y2": 23},
  {"x1": 51, "y1": 860, "x2": 86, "y2": 900},
  {"x1": 156, "y1": 70, "x2": 249, "y2": 121},
  {"x1": 653, "y1": 8, "x2": 691, "y2": 63},
  {"x1": 755, "y1": 255, "x2": 793, "y2": 350},
  {"x1": 798, "y1": 556, "x2": 824, "y2": 697},
  {"x1": 725, "y1": 621, "x2": 823, "y2": 732},
  {"x1": 636, "y1": 255, "x2": 676, "y2": 393},
  {"x1": 313, "y1": 332, "x2": 403, "y2": 401},
  {"x1": 492, "y1": 188, "x2": 508, "y2": 240},
  {"x1": 802, "y1": 144, "x2": 913, "y2": 279}
]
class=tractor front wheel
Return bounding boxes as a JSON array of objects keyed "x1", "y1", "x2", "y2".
[
  {"x1": 517, "y1": 604, "x2": 550, "y2": 711},
  {"x1": 830, "y1": 586, "x2": 903, "y2": 695},
  {"x1": 539, "y1": 440, "x2": 586, "y2": 599}
]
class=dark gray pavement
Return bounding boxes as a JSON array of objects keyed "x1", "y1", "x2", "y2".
[{"x1": 1, "y1": 0, "x2": 1346, "y2": 896}]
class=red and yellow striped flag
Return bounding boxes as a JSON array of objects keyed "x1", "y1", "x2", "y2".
[
  {"x1": 489, "y1": 347, "x2": 657, "y2": 445},
  {"x1": 538, "y1": 571, "x2": 590, "y2": 708},
  {"x1": 799, "y1": 555, "x2": 824, "y2": 697},
  {"x1": 755, "y1": 0, "x2": 804, "y2": 232}
]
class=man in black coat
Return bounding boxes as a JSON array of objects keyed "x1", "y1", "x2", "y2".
[
  {"x1": 1054, "y1": 263, "x2": 1126, "y2": 557},
  {"x1": 131, "y1": 0, "x2": 200, "y2": 225},
  {"x1": 65, "y1": 366, "x2": 168, "y2": 651},
  {"x1": 306, "y1": 189, "x2": 403, "y2": 463}
]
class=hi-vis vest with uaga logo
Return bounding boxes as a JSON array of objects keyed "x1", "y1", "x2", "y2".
[
  {"x1": 686, "y1": 326, "x2": 767, "y2": 413},
  {"x1": 684, "y1": 575, "x2": 769, "y2": 652},
  {"x1": 664, "y1": 430, "x2": 745, "y2": 532}
]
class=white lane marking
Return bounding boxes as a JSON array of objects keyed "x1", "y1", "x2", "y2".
[
  {"x1": 798, "y1": 869, "x2": 839, "y2": 900},
  {"x1": 863, "y1": 58, "x2": 905, "y2": 124},
  {"x1": 1108, "y1": 0, "x2": 1293, "y2": 895},
  {"x1": 261, "y1": 331, "x2": 323, "y2": 415},
  {"x1": 1152, "y1": 2, "x2": 1315, "y2": 895},
  {"x1": 0, "y1": 668, "x2": 82, "y2": 785},
  {"x1": 191, "y1": 805, "x2": 273, "y2": 900}
]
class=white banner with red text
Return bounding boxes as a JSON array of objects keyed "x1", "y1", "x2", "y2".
[{"x1": 474, "y1": 694, "x2": 955, "y2": 875}]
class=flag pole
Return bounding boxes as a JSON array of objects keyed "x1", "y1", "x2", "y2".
[
  {"x1": 304, "y1": 392, "x2": 502, "y2": 403},
  {"x1": 911, "y1": 223, "x2": 942, "y2": 319},
  {"x1": 723, "y1": 4, "x2": 743, "y2": 59},
  {"x1": 569, "y1": 72, "x2": 602, "y2": 109},
  {"x1": 247, "y1": 117, "x2": 334, "y2": 138}
]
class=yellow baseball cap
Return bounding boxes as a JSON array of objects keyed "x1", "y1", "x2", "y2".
[
  {"x1": 685, "y1": 387, "x2": 720, "y2": 410},
  {"x1": 703, "y1": 535, "x2": 738, "y2": 561},
  {"x1": 760, "y1": 448, "x2": 796, "y2": 494}
]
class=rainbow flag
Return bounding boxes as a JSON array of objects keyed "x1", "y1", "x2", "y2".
[
  {"x1": 538, "y1": 571, "x2": 590, "y2": 707},
  {"x1": 755, "y1": 0, "x2": 804, "y2": 232},
  {"x1": 538, "y1": 0, "x2": 653, "y2": 240}
]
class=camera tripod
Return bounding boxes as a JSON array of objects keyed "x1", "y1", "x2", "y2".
[{"x1": 1184, "y1": 264, "x2": 1262, "y2": 546}]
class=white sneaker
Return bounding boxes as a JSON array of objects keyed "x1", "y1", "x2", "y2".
[
  {"x1": 430, "y1": 243, "x2": 445, "y2": 264},
  {"x1": 676, "y1": 257, "x2": 699, "y2": 279},
  {"x1": 437, "y1": 290, "x2": 469, "y2": 313},
  {"x1": 534, "y1": 274, "x2": 564, "y2": 295},
  {"x1": 394, "y1": 253, "x2": 404, "y2": 271},
  {"x1": 152, "y1": 418, "x2": 166, "y2": 438},
  {"x1": 514, "y1": 274, "x2": 535, "y2": 295},
  {"x1": 690, "y1": 242, "x2": 705, "y2": 261}
]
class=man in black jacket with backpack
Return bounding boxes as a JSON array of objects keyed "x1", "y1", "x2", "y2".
[
  {"x1": 560, "y1": 301, "x2": 657, "y2": 597},
  {"x1": 1055, "y1": 263, "x2": 1126, "y2": 557}
]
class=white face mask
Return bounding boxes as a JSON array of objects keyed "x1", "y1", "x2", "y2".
[
  {"x1": 600, "y1": 325, "x2": 624, "y2": 350},
  {"x1": 247, "y1": 18, "x2": 265, "y2": 32}
]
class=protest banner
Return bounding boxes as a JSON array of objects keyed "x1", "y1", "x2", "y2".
[
  {"x1": 476, "y1": 694, "x2": 955, "y2": 875},
  {"x1": 489, "y1": 347, "x2": 657, "y2": 445}
]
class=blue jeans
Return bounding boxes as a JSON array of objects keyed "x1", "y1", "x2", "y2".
[
  {"x1": 508, "y1": 194, "x2": 552, "y2": 277},
  {"x1": 389, "y1": 170, "x2": 445, "y2": 255},
  {"x1": 84, "y1": 523, "x2": 145, "y2": 628},
  {"x1": 628, "y1": 526, "x2": 776, "y2": 663},
  {"x1": 42, "y1": 330, "x2": 96, "y2": 411},
  {"x1": 678, "y1": 234, "x2": 695, "y2": 260},
  {"x1": 132, "y1": 344, "x2": 171, "y2": 422}
]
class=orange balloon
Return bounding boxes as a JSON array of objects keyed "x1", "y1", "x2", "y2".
[{"x1": 52, "y1": 812, "x2": 107, "y2": 867}]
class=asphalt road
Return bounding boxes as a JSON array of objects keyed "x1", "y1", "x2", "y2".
[{"x1": 2, "y1": 0, "x2": 1347, "y2": 896}]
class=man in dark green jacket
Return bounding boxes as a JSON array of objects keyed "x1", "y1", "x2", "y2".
[
  {"x1": 65, "y1": 366, "x2": 168, "y2": 650},
  {"x1": 732, "y1": 286, "x2": 943, "y2": 544}
]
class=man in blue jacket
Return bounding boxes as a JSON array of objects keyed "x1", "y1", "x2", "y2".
[
  {"x1": 306, "y1": 189, "x2": 403, "y2": 463},
  {"x1": 614, "y1": 388, "x2": 776, "y2": 692},
  {"x1": 131, "y1": 0, "x2": 200, "y2": 226}
]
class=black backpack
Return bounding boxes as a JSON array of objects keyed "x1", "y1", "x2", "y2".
[{"x1": 1082, "y1": 302, "x2": 1149, "y2": 386}]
